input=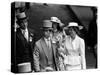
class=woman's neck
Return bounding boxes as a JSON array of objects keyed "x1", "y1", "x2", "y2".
[{"x1": 70, "y1": 34, "x2": 76, "y2": 41}]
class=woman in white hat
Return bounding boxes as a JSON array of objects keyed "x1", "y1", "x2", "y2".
[
  {"x1": 59, "y1": 22, "x2": 86, "y2": 70},
  {"x1": 50, "y1": 17, "x2": 66, "y2": 71},
  {"x1": 50, "y1": 17, "x2": 65, "y2": 44}
]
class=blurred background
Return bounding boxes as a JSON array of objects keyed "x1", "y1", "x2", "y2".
[{"x1": 11, "y1": 2, "x2": 97, "y2": 69}]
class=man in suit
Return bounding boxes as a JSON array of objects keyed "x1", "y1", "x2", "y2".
[
  {"x1": 14, "y1": 12, "x2": 35, "y2": 73},
  {"x1": 33, "y1": 20, "x2": 58, "y2": 72}
]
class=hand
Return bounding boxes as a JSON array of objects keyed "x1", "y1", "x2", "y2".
[
  {"x1": 41, "y1": 69, "x2": 46, "y2": 72},
  {"x1": 58, "y1": 47, "x2": 64, "y2": 53}
]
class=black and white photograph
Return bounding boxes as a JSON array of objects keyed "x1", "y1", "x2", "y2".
[{"x1": 11, "y1": 1, "x2": 97, "y2": 73}]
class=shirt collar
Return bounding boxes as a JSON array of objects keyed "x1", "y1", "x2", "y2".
[
  {"x1": 21, "y1": 28, "x2": 28, "y2": 34},
  {"x1": 44, "y1": 37, "x2": 51, "y2": 41},
  {"x1": 69, "y1": 34, "x2": 78, "y2": 42}
]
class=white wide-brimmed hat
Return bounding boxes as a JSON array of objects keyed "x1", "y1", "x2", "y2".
[
  {"x1": 67, "y1": 22, "x2": 83, "y2": 30},
  {"x1": 51, "y1": 16, "x2": 65, "y2": 27},
  {"x1": 58, "y1": 20, "x2": 65, "y2": 27},
  {"x1": 50, "y1": 17, "x2": 60, "y2": 23}
]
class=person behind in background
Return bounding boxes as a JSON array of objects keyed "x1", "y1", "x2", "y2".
[
  {"x1": 50, "y1": 17, "x2": 64, "y2": 44},
  {"x1": 50, "y1": 17, "x2": 66, "y2": 71}
]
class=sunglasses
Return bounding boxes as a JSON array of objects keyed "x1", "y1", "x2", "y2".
[{"x1": 43, "y1": 29, "x2": 53, "y2": 32}]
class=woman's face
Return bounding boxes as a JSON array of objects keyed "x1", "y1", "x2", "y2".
[
  {"x1": 68, "y1": 27, "x2": 76, "y2": 39},
  {"x1": 52, "y1": 22, "x2": 58, "y2": 32}
]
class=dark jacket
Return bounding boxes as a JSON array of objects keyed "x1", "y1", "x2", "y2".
[{"x1": 15, "y1": 28, "x2": 35, "y2": 72}]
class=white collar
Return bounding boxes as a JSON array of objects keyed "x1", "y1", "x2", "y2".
[
  {"x1": 69, "y1": 34, "x2": 78, "y2": 42},
  {"x1": 21, "y1": 28, "x2": 28, "y2": 34},
  {"x1": 44, "y1": 37, "x2": 51, "y2": 41}
]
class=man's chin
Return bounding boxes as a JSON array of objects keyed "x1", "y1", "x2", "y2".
[{"x1": 45, "y1": 36, "x2": 50, "y2": 38}]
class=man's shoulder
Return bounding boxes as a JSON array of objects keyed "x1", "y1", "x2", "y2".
[{"x1": 35, "y1": 38, "x2": 43, "y2": 45}]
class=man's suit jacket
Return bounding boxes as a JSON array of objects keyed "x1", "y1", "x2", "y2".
[
  {"x1": 33, "y1": 37, "x2": 58, "y2": 72},
  {"x1": 15, "y1": 28, "x2": 35, "y2": 71}
]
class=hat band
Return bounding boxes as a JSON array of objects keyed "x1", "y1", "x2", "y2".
[{"x1": 17, "y1": 17, "x2": 27, "y2": 20}]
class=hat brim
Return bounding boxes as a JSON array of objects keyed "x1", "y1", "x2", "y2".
[
  {"x1": 59, "y1": 23, "x2": 65, "y2": 27},
  {"x1": 51, "y1": 20, "x2": 59, "y2": 23},
  {"x1": 17, "y1": 17, "x2": 28, "y2": 21},
  {"x1": 40, "y1": 27, "x2": 53, "y2": 30},
  {"x1": 67, "y1": 26, "x2": 83, "y2": 30}
]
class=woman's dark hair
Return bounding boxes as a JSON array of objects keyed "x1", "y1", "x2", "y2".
[
  {"x1": 57, "y1": 24, "x2": 63, "y2": 32},
  {"x1": 52, "y1": 22, "x2": 64, "y2": 32},
  {"x1": 64, "y1": 26, "x2": 81, "y2": 36},
  {"x1": 72, "y1": 26, "x2": 81, "y2": 36}
]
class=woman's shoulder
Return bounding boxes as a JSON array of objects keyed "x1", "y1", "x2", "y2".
[{"x1": 77, "y1": 35, "x2": 85, "y2": 43}]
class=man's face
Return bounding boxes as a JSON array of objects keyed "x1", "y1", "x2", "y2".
[
  {"x1": 43, "y1": 29, "x2": 52, "y2": 38},
  {"x1": 19, "y1": 19, "x2": 28, "y2": 30}
]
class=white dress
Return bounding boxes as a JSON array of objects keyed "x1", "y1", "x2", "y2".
[{"x1": 63, "y1": 35, "x2": 86, "y2": 70}]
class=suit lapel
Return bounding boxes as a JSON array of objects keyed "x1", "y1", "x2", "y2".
[
  {"x1": 17, "y1": 28, "x2": 28, "y2": 44},
  {"x1": 40, "y1": 38, "x2": 49, "y2": 59},
  {"x1": 27, "y1": 28, "x2": 30, "y2": 42},
  {"x1": 51, "y1": 43, "x2": 56, "y2": 58},
  {"x1": 51, "y1": 42, "x2": 58, "y2": 70}
]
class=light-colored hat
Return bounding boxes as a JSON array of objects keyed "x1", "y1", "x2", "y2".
[
  {"x1": 51, "y1": 17, "x2": 60, "y2": 23},
  {"x1": 18, "y1": 62, "x2": 32, "y2": 73},
  {"x1": 16, "y1": 12, "x2": 27, "y2": 20},
  {"x1": 41, "y1": 20, "x2": 53, "y2": 30},
  {"x1": 59, "y1": 20, "x2": 65, "y2": 27},
  {"x1": 51, "y1": 16, "x2": 65, "y2": 27},
  {"x1": 45, "y1": 67, "x2": 54, "y2": 71},
  {"x1": 67, "y1": 22, "x2": 83, "y2": 30}
]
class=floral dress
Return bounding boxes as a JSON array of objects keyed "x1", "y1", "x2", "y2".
[{"x1": 51, "y1": 31, "x2": 66, "y2": 71}]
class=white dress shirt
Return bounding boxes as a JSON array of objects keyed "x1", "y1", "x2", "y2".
[
  {"x1": 21, "y1": 28, "x2": 29, "y2": 41},
  {"x1": 44, "y1": 37, "x2": 51, "y2": 49}
]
